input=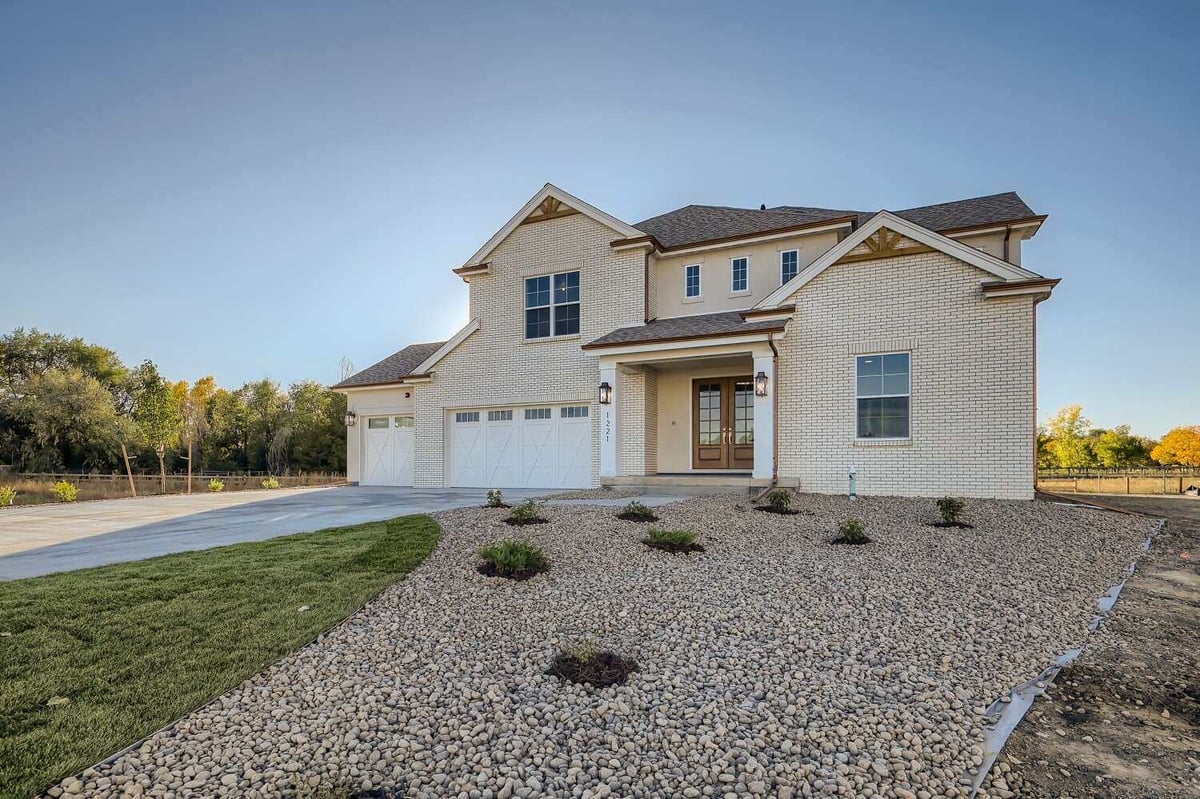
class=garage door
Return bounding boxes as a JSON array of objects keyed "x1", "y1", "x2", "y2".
[
  {"x1": 362, "y1": 415, "x2": 414, "y2": 486},
  {"x1": 450, "y1": 405, "x2": 592, "y2": 488}
]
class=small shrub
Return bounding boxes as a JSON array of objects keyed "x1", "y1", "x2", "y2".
[
  {"x1": 756, "y1": 488, "x2": 799, "y2": 515},
  {"x1": 0, "y1": 486, "x2": 15, "y2": 506},
  {"x1": 477, "y1": 538, "x2": 550, "y2": 580},
  {"x1": 547, "y1": 640, "x2": 636, "y2": 687},
  {"x1": 505, "y1": 499, "x2": 547, "y2": 526},
  {"x1": 934, "y1": 496, "x2": 972, "y2": 528},
  {"x1": 833, "y1": 517, "x2": 870, "y2": 545},
  {"x1": 485, "y1": 489, "x2": 509, "y2": 508},
  {"x1": 51, "y1": 481, "x2": 78, "y2": 503},
  {"x1": 616, "y1": 500, "x2": 658, "y2": 522},
  {"x1": 208, "y1": 478, "x2": 225, "y2": 492},
  {"x1": 643, "y1": 528, "x2": 704, "y2": 553},
  {"x1": 261, "y1": 477, "x2": 281, "y2": 490}
]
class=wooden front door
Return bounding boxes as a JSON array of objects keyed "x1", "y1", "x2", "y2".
[{"x1": 691, "y1": 377, "x2": 755, "y2": 470}]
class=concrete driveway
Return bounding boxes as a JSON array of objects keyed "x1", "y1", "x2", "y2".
[{"x1": 0, "y1": 486, "x2": 550, "y2": 580}]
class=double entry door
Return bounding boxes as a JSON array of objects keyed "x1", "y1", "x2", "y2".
[{"x1": 692, "y1": 377, "x2": 754, "y2": 470}]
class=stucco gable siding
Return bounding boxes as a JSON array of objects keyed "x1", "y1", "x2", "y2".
[
  {"x1": 776, "y1": 250, "x2": 1036, "y2": 499},
  {"x1": 412, "y1": 213, "x2": 645, "y2": 487}
]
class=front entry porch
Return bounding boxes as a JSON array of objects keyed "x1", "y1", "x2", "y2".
[{"x1": 596, "y1": 341, "x2": 777, "y2": 486}]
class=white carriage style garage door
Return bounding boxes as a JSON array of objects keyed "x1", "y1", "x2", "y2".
[
  {"x1": 450, "y1": 404, "x2": 592, "y2": 488},
  {"x1": 361, "y1": 415, "x2": 415, "y2": 486}
]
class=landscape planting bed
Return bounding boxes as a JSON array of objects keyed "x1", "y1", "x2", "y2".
[{"x1": 50, "y1": 494, "x2": 1154, "y2": 799}]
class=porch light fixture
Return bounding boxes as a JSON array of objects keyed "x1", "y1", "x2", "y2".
[
  {"x1": 754, "y1": 371, "x2": 769, "y2": 397},
  {"x1": 344, "y1": 410, "x2": 357, "y2": 427},
  {"x1": 598, "y1": 381, "x2": 612, "y2": 405}
]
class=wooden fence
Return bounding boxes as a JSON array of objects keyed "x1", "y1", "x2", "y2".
[
  {"x1": 0, "y1": 471, "x2": 346, "y2": 506},
  {"x1": 1037, "y1": 467, "x2": 1200, "y2": 496}
]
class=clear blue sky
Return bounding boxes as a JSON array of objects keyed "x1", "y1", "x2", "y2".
[{"x1": 2, "y1": 1, "x2": 1196, "y2": 437}]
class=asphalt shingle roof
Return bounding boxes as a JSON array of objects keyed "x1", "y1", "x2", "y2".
[
  {"x1": 635, "y1": 192, "x2": 1038, "y2": 250},
  {"x1": 332, "y1": 340, "x2": 445, "y2": 388},
  {"x1": 584, "y1": 311, "x2": 785, "y2": 349}
]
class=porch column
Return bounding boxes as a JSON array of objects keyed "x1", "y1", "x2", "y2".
[
  {"x1": 599, "y1": 361, "x2": 618, "y2": 478},
  {"x1": 753, "y1": 352, "x2": 775, "y2": 480}
]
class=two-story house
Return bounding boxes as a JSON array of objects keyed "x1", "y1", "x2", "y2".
[{"x1": 333, "y1": 184, "x2": 1057, "y2": 499}]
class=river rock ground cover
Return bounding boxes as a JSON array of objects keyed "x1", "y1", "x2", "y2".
[{"x1": 51, "y1": 493, "x2": 1154, "y2": 799}]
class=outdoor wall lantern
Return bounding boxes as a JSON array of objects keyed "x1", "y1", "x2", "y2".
[
  {"x1": 344, "y1": 410, "x2": 357, "y2": 427},
  {"x1": 598, "y1": 381, "x2": 613, "y2": 405},
  {"x1": 754, "y1": 371, "x2": 769, "y2": 397}
]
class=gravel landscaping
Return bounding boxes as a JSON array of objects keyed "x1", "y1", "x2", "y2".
[{"x1": 47, "y1": 493, "x2": 1155, "y2": 799}]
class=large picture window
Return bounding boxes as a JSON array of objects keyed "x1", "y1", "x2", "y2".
[
  {"x1": 525, "y1": 270, "x2": 580, "y2": 339},
  {"x1": 856, "y1": 353, "x2": 910, "y2": 439}
]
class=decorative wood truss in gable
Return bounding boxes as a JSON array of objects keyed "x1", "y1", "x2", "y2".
[
  {"x1": 835, "y1": 227, "x2": 933, "y2": 265},
  {"x1": 519, "y1": 195, "x2": 581, "y2": 225}
]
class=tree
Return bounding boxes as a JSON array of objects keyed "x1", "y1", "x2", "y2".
[
  {"x1": 172, "y1": 377, "x2": 216, "y2": 492},
  {"x1": 131, "y1": 361, "x2": 181, "y2": 491},
  {"x1": 1044, "y1": 405, "x2": 1095, "y2": 468},
  {"x1": 288, "y1": 380, "x2": 347, "y2": 472},
  {"x1": 1151, "y1": 426, "x2": 1200, "y2": 467},
  {"x1": 1091, "y1": 425, "x2": 1152, "y2": 468},
  {"x1": 12, "y1": 368, "x2": 121, "y2": 471},
  {"x1": 240, "y1": 379, "x2": 288, "y2": 473}
]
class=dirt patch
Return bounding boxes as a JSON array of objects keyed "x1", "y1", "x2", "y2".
[
  {"x1": 616, "y1": 511, "x2": 659, "y2": 523},
  {"x1": 928, "y1": 521, "x2": 974, "y2": 529},
  {"x1": 830, "y1": 535, "x2": 873, "y2": 545},
  {"x1": 503, "y1": 517, "x2": 548, "y2": 526},
  {"x1": 753, "y1": 506, "x2": 801, "y2": 515},
  {"x1": 990, "y1": 495, "x2": 1200, "y2": 799},
  {"x1": 475, "y1": 561, "x2": 548, "y2": 581},
  {"x1": 546, "y1": 651, "x2": 636, "y2": 687},
  {"x1": 643, "y1": 539, "x2": 705, "y2": 554}
]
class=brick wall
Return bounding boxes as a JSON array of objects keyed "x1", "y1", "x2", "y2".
[
  {"x1": 413, "y1": 213, "x2": 645, "y2": 487},
  {"x1": 617, "y1": 368, "x2": 658, "y2": 476},
  {"x1": 775, "y1": 250, "x2": 1037, "y2": 500}
]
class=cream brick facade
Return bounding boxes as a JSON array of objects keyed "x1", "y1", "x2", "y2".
[
  {"x1": 774, "y1": 250, "x2": 1036, "y2": 499},
  {"x1": 412, "y1": 213, "x2": 644, "y2": 487}
]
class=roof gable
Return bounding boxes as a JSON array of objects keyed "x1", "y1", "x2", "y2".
[
  {"x1": 461, "y1": 184, "x2": 643, "y2": 269},
  {"x1": 332, "y1": 340, "x2": 446, "y2": 389},
  {"x1": 756, "y1": 211, "x2": 1044, "y2": 308}
]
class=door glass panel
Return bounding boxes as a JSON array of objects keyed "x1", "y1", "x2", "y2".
[
  {"x1": 734, "y1": 381, "x2": 754, "y2": 444},
  {"x1": 367, "y1": 417, "x2": 389, "y2": 429},
  {"x1": 698, "y1": 383, "x2": 722, "y2": 444},
  {"x1": 394, "y1": 416, "x2": 415, "y2": 428}
]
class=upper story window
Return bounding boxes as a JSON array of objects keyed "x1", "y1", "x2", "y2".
[
  {"x1": 684, "y1": 263, "x2": 701, "y2": 299},
  {"x1": 525, "y1": 270, "x2": 580, "y2": 339},
  {"x1": 731, "y1": 257, "x2": 749, "y2": 293},
  {"x1": 780, "y1": 250, "x2": 799, "y2": 284},
  {"x1": 856, "y1": 353, "x2": 910, "y2": 439}
]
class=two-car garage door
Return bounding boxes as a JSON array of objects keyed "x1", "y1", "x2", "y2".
[{"x1": 450, "y1": 404, "x2": 592, "y2": 488}]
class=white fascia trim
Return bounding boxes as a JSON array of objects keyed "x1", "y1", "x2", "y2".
[
  {"x1": 947, "y1": 220, "x2": 1043, "y2": 239},
  {"x1": 981, "y1": 283, "x2": 1056, "y2": 299},
  {"x1": 412, "y1": 318, "x2": 480, "y2": 374},
  {"x1": 586, "y1": 331, "x2": 780, "y2": 359},
  {"x1": 658, "y1": 220, "x2": 852, "y2": 258},
  {"x1": 461, "y1": 183, "x2": 643, "y2": 268},
  {"x1": 755, "y1": 211, "x2": 1042, "y2": 309}
]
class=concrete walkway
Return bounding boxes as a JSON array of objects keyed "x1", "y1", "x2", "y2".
[{"x1": 0, "y1": 486, "x2": 548, "y2": 580}]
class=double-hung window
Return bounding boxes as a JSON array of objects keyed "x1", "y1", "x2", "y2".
[
  {"x1": 684, "y1": 264, "x2": 701, "y2": 299},
  {"x1": 730, "y1": 257, "x2": 749, "y2": 293},
  {"x1": 525, "y1": 270, "x2": 580, "y2": 339},
  {"x1": 780, "y1": 250, "x2": 799, "y2": 284},
  {"x1": 855, "y1": 353, "x2": 910, "y2": 439}
]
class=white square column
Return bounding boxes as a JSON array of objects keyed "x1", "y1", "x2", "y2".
[
  {"x1": 752, "y1": 353, "x2": 776, "y2": 480},
  {"x1": 599, "y1": 362, "x2": 618, "y2": 478}
]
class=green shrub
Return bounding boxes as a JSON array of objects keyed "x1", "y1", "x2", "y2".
[
  {"x1": 0, "y1": 485, "x2": 16, "y2": 506},
  {"x1": 837, "y1": 518, "x2": 868, "y2": 544},
  {"x1": 937, "y1": 496, "x2": 966, "y2": 525},
  {"x1": 617, "y1": 500, "x2": 657, "y2": 522},
  {"x1": 261, "y1": 477, "x2": 281, "y2": 490},
  {"x1": 643, "y1": 528, "x2": 704, "y2": 553},
  {"x1": 505, "y1": 499, "x2": 547, "y2": 526},
  {"x1": 51, "y1": 481, "x2": 79, "y2": 503},
  {"x1": 547, "y1": 640, "x2": 636, "y2": 687},
  {"x1": 477, "y1": 538, "x2": 550, "y2": 580},
  {"x1": 208, "y1": 479, "x2": 225, "y2": 492},
  {"x1": 766, "y1": 489, "x2": 792, "y2": 511},
  {"x1": 486, "y1": 489, "x2": 506, "y2": 508}
]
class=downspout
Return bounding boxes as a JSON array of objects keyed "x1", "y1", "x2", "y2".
[
  {"x1": 1003, "y1": 224, "x2": 1012, "y2": 263},
  {"x1": 769, "y1": 333, "x2": 780, "y2": 483},
  {"x1": 643, "y1": 248, "x2": 652, "y2": 323},
  {"x1": 1031, "y1": 294, "x2": 1046, "y2": 497}
]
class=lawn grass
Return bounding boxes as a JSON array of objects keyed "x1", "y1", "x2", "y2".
[{"x1": 0, "y1": 514, "x2": 440, "y2": 799}]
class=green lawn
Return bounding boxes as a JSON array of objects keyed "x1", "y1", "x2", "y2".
[{"x1": 0, "y1": 515, "x2": 440, "y2": 799}]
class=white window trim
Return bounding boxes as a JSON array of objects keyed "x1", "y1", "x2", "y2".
[
  {"x1": 523, "y1": 269, "x2": 581, "y2": 342},
  {"x1": 729, "y1": 255, "x2": 751, "y2": 296},
  {"x1": 780, "y1": 249, "x2": 800, "y2": 286},
  {"x1": 854, "y1": 352, "x2": 911, "y2": 441},
  {"x1": 683, "y1": 263, "x2": 703, "y2": 302}
]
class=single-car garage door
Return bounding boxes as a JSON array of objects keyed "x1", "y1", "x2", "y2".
[
  {"x1": 362, "y1": 415, "x2": 415, "y2": 486},
  {"x1": 450, "y1": 405, "x2": 592, "y2": 488}
]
